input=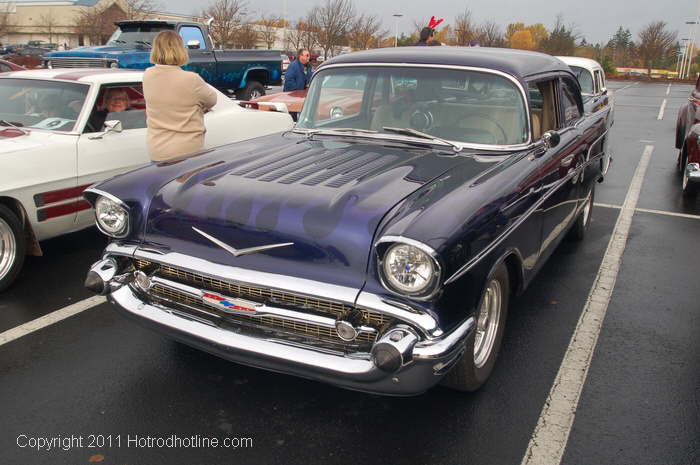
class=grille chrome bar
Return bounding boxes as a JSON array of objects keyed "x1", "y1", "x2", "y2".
[{"x1": 47, "y1": 57, "x2": 111, "y2": 68}]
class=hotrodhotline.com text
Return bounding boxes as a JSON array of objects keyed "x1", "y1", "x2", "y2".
[{"x1": 16, "y1": 434, "x2": 253, "y2": 452}]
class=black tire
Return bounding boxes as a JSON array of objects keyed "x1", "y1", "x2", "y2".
[
  {"x1": 0, "y1": 204, "x2": 26, "y2": 292},
  {"x1": 236, "y1": 81, "x2": 265, "y2": 101},
  {"x1": 569, "y1": 185, "x2": 594, "y2": 242},
  {"x1": 441, "y1": 263, "x2": 510, "y2": 392}
]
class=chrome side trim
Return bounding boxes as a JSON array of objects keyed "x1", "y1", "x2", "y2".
[
  {"x1": 445, "y1": 149, "x2": 603, "y2": 285},
  {"x1": 305, "y1": 63, "x2": 532, "y2": 152},
  {"x1": 83, "y1": 187, "x2": 128, "y2": 209}
]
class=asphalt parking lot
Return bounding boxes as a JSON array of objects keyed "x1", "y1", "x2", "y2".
[{"x1": 1, "y1": 80, "x2": 699, "y2": 465}]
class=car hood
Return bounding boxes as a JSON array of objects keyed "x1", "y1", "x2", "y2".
[
  {"x1": 0, "y1": 129, "x2": 54, "y2": 154},
  {"x1": 45, "y1": 46, "x2": 151, "y2": 59},
  {"x1": 136, "y1": 134, "x2": 495, "y2": 290}
]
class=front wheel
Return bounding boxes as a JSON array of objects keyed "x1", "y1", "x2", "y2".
[
  {"x1": 0, "y1": 204, "x2": 26, "y2": 292},
  {"x1": 236, "y1": 81, "x2": 265, "y2": 101},
  {"x1": 681, "y1": 161, "x2": 699, "y2": 198},
  {"x1": 441, "y1": 263, "x2": 510, "y2": 392}
]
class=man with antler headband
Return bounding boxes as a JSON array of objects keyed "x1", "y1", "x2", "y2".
[{"x1": 415, "y1": 16, "x2": 443, "y2": 46}]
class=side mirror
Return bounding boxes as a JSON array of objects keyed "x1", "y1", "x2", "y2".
[
  {"x1": 542, "y1": 130, "x2": 561, "y2": 150},
  {"x1": 187, "y1": 40, "x2": 200, "y2": 50},
  {"x1": 88, "y1": 120, "x2": 123, "y2": 140}
]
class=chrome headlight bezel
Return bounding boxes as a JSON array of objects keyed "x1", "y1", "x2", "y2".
[
  {"x1": 94, "y1": 194, "x2": 130, "y2": 238},
  {"x1": 376, "y1": 237, "x2": 442, "y2": 299}
]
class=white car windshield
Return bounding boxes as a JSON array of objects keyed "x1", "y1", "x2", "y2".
[
  {"x1": 297, "y1": 67, "x2": 529, "y2": 146},
  {"x1": 570, "y1": 66, "x2": 594, "y2": 94},
  {"x1": 0, "y1": 79, "x2": 89, "y2": 132}
]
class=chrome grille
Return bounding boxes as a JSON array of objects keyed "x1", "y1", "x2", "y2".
[
  {"x1": 47, "y1": 57, "x2": 111, "y2": 68},
  {"x1": 134, "y1": 259, "x2": 389, "y2": 345}
]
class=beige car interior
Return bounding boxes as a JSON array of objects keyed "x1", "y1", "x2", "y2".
[{"x1": 530, "y1": 80, "x2": 557, "y2": 140}]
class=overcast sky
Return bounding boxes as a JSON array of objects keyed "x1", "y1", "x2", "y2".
[{"x1": 165, "y1": 0, "x2": 700, "y2": 45}]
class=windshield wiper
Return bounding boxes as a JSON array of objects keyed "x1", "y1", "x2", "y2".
[
  {"x1": 0, "y1": 120, "x2": 30, "y2": 134},
  {"x1": 134, "y1": 40, "x2": 151, "y2": 48},
  {"x1": 111, "y1": 39, "x2": 126, "y2": 44},
  {"x1": 293, "y1": 127, "x2": 378, "y2": 140},
  {"x1": 382, "y1": 127, "x2": 462, "y2": 153}
]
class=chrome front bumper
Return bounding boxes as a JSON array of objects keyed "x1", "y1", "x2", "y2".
[{"x1": 88, "y1": 252, "x2": 474, "y2": 396}]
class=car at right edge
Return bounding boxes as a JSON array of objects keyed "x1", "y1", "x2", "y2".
[
  {"x1": 675, "y1": 73, "x2": 700, "y2": 197},
  {"x1": 83, "y1": 48, "x2": 610, "y2": 395}
]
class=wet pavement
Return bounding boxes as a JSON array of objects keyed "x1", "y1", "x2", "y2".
[{"x1": 1, "y1": 80, "x2": 698, "y2": 465}]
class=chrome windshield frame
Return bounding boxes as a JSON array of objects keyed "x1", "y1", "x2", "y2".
[{"x1": 297, "y1": 62, "x2": 533, "y2": 153}]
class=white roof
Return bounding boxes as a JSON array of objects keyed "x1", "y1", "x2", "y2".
[
  {"x1": 556, "y1": 56, "x2": 603, "y2": 73},
  {"x1": 0, "y1": 68, "x2": 144, "y2": 84}
]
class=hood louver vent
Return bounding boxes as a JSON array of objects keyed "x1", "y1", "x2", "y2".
[{"x1": 230, "y1": 147, "x2": 399, "y2": 189}]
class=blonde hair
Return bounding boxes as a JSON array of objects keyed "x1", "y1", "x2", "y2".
[{"x1": 150, "y1": 30, "x2": 189, "y2": 66}]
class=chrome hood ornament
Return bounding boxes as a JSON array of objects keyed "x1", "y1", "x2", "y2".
[{"x1": 192, "y1": 227, "x2": 294, "y2": 257}]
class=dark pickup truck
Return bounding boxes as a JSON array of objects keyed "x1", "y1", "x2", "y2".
[{"x1": 43, "y1": 20, "x2": 282, "y2": 100}]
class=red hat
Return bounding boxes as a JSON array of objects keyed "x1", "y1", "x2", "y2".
[{"x1": 428, "y1": 16, "x2": 444, "y2": 29}]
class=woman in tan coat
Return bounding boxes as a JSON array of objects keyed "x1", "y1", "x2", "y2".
[{"x1": 143, "y1": 30, "x2": 217, "y2": 161}]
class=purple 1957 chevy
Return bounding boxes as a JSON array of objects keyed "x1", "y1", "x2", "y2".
[{"x1": 83, "y1": 47, "x2": 609, "y2": 395}]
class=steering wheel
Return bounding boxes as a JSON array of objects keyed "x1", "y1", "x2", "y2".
[
  {"x1": 460, "y1": 115, "x2": 508, "y2": 145},
  {"x1": 467, "y1": 78, "x2": 492, "y2": 100}
]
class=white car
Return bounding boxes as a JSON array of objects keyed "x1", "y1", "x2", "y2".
[
  {"x1": 557, "y1": 56, "x2": 614, "y2": 178},
  {"x1": 0, "y1": 68, "x2": 293, "y2": 291}
]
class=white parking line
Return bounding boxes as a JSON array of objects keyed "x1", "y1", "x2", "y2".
[
  {"x1": 613, "y1": 83, "x2": 637, "y2": 93},
  {"x1": 521, "y1": 145, "x2": 654, "y2": 465},
  {"x1": 657, "y1": 99, "x2": 667, "y2": 120},
  {"x1": 667, "y1": 84, "x2": 671, "y2": 95},
  {"x1": 0, "y1": 295, "x2": 106, "y2": 347},
  {"x1": 594, "y1": 203, "x2": 700, "y2": 220}
]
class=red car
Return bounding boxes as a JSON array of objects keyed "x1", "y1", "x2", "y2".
[
  {"x1": 675, "y1": 76, "x2": 700, "y2": 196},
  {"x1": 0, "y1": 59, "x2": 26, "y2": 73}
]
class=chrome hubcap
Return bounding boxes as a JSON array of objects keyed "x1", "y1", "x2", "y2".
[
  {"x1": 474, "y1": 279, "x2": 502, "y2": 368},
  {"x1": 250, "y1": 90, "x2": 262, "y2": 99},
  {"x1": 0, "y1": 217, "x2": 17, "y2": 281}
]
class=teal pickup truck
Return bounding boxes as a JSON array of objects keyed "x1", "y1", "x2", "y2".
[{"x1": 43, "y1": 20, "x2": 282, "y2": 100}]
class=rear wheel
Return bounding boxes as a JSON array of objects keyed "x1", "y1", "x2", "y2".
[
  {"x1": 237, "y1": 81, "x2": 265, "y2": 101},
  {"x1": 0, "y1": 204, "x2": 26, "y2": 292},
  {"x1": 569, "y1": 185, "x2": 594, "y2": 241},
  {"x1": 441, "y1": 263, "x2": 509, "y2": 392}
]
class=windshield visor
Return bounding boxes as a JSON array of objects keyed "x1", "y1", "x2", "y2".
[
  {"x1": 0, "y1": 78, "x2": 89, "y2": 132},
  {"x1": 297, "y1": 66, "x2": 529, "y2": 146}
]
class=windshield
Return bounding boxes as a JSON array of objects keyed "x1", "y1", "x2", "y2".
[
  {"x1": 108, "y1": 24, "x2": 174, "y2": 47},
  {"x1": 571, "y1": 66, "x2": 594, "y2": 94},
  {"x1": 297, "y1": 67, "x2": 528, "y2": 146},
  {"x1": 0, "y1": 78, "x2": 89, "y2": 132}
]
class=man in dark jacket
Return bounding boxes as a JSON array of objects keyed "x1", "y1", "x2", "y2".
[{"x1": 283, "y1": 49, "x2": 312, "y2": 91}]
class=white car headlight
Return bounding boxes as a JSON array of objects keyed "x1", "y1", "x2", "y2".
[
  {"x1": 95, "y1": 196, "x2": 129, "y2": 237},
  {"x1": 109, "y1": 61, "x2": 119, "y2": 68},
  {"x1": 381, "y1": 243, "x2": 438, "y2": 295}
]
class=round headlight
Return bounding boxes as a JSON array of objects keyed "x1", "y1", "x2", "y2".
[
  {"x1": 95, "y1": 196, "x2": 128, "y2": 237},
  {"x1": 330, "y1": 106, "x2": 344, "y2": 119},
  {"x1": 381, "y1": 243, "x2": 437, "y2": 295},
  {"x1": 109, "y1": 61, "x2": 119, "y2": 69},
  {"x1": 45, "y1": 60, "x2": 52, "y2": 69}
]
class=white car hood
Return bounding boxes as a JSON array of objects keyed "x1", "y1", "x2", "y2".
[{"x1": 0, "y1": 130, "x2": 57, "y2": 155}]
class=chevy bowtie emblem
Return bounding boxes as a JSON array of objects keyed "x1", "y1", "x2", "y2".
[
  {"x1": 201, "y1": 291, "x2": 262, "y2": 314},
  {"x1": 192, "y1": 227, "x2": 293, "y2": 257}
]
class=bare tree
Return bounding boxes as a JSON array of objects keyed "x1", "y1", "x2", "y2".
[
  {"x1": 637, "y1": 21, "x2": 677, "y2": 73},
  {"x1": 286, "y1": 14, "x2": 319, "y2": 53},
  {"x1": 477, "y1": 20, "x2": 506, "y2": 47},
  {"x1": 257, "y1": 14, "x2": 282, "y2": 49},
  {"x1": 348, "y1": 13, "x2": 385, "y2": 50},
  {"x1": 202, "y1": 0, "x2": 246, "y2": 49},
  {"x1": 234, "y1": 23, "x2": 258, "y2": 48},
  {"x1": 123, "y1": 0, "x2": 162, "y2": 20},
  {"x1": 39, "y1": 11, "x2": 58, "y2": 45},
  {"x1": 74, "y1": 2, "x2": 126, "y2": 45},
  {"x1": 311, "y1": 0, "x2": 355, "y2": 58},
  {"x1": 453, "y1": 9, "x2": 476, "y2": 46}
]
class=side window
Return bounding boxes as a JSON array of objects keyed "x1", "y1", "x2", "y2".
[
  {"x1": 560, "y1": 77, "x2": 582, "y2": 126},
  {"x1": 85, "y1": 85, "x2": 146, "y2": 133},
  {"x1": 594, "y1": 70, "x2": 604, "y2": 93},
  {"x1": 179, "y1": 26, "x2": 206, "y2": 50},
  {"x1": 528, "y1": 79, "x2": 558, "y2": 139}
]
